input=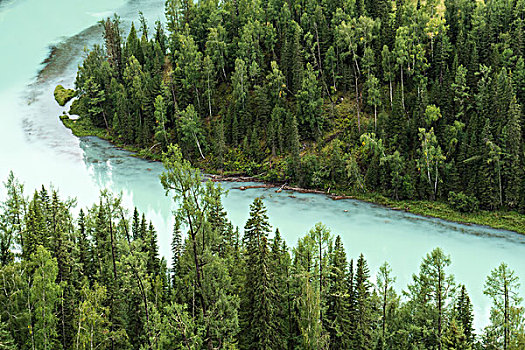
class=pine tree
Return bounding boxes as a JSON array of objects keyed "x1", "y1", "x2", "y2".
[
  {"x1": 240, "y1": 198, "x2": 275, "y2": 348},
  {"x1": 0, "y1": 321, "x2": 16, "y2": 350},
  {"x1": 253, "y1": 236, "x2": 281, "y2": 349},
  {"x1": 297, "y1": 63, "x2": 324, "y2": 139},
  {"x1": 270, "y1": 229, "x2": 292, "y2": 349},
  {"x1": 146, "y1": 222, "x2": 160, "y2": 277},
  {"x1": 171, "y1": 219, "x2": 183, "y2": 289},
  {"x1": 0, "y1": 172, "x2": 25, "y2": 266},
  {"x1": 101, "y1": 15, "x2": 123, "y2": 76},
  {"x1": 456, "y1": 285, "x2": 475, "y2": 345},
  {"x1": 132, "y1": 207, "x2": 140, "y2": 240},
  {"x1": 153, "y1": 95, "x2": 169, "y2": 149},
  {"x1": 502, "y1": 96, "x2": 522, "y2": 208},
  {"x1": 287, "y1": 114, "x2": 302, "y2": 180},
  {"x1": 24, "y1": 194, "x2": 47, "y2": 261},
  {"x1": 29, "y1": 246, "x2": 61, "y2": 350},
  {"x1": 352, "y1": 253, "x2": 373, "y2": 349},
  {"x1": 326, "y1": 236, "x2": 351, "y2": 349},
  {"x1": 442, "y1": 318, "x2": 470, "y2": 350},
  {"x1": 125, "y1": 22, "x2": 144, "y2": 64}
]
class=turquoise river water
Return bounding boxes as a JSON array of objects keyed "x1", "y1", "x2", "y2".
[{"x1": 0, "y1": 0, "x2": 524, "y2": 332}]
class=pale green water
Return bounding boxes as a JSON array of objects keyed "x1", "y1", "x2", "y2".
[{"x1": 0, "y1": 0, "x2": 524, "y2": 332}]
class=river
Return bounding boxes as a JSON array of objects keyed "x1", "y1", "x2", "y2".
[{"x1": 0, "y1": 0, "x2": 524, "y2": 332}]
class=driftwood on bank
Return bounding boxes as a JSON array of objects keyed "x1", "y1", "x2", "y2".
[
  {"x1": 208, "y1": 175, "x2": 261, "y2": 183},
  {"x1": 208, "y1": 174, "x2": 354, "y2": 200},
  {"x1": 235, "y1": 184, "x2": 273, "y2": 191}
]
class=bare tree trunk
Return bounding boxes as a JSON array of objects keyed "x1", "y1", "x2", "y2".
[
  {"x1": 389, "y1": 79, "x2": 393, "y2": 108},
  {"x1": 102, "y1": 109, "x2": 110, "y2": 130},
  {"x1": 434, "y1": 162, "x2": 439, "y2": 201},
  {"x1": 355, "y1": 75, "x2": 360, "y2": 132},
  {"x1": 194, "y1": 133, "x2": 205, "y2": 159}
]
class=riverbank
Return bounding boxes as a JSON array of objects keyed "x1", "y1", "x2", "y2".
[
  {"x1": 60, "y1": 113, "x2": 525, "y2": 235},
  {"x1": 60, "y1": 113, "x2": 161, "y2": 159},
  {"x1": 208, "y1": 174, "x2": 525, "y2": 234}
]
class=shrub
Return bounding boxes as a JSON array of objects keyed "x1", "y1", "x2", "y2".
[
  {"x1": 54, "y1": 85, "x2": 77, "y2": 106},
  {"x1": 448, "y1": 191, "x2": 479, "y2": 213}
]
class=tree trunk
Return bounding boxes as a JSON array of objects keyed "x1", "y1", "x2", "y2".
[
  {"x1": 438, "y1": 266, "x2": 442, "y2": 350},
  {"x1": 193, "y1": 133, "x2": 205, "y2": 159},
  {"x1": 434, "y1": 161, "x2": 439, "y2": 201},
  {"x1": 355, "y1": 75, "x2": 360, "y2": 132},
  {"x1": 102, "y1": 109, "x2": 110, "y2": 130},
  {"x1": 185, "y1": 212, "x2": 213, "y2": 350},
  {"x1": 207, "y1": 76, "x2": 212, "y2": 118},
  {"x1": 504, "y1": 281, "x2": 509, "y2": 350},
  {"x1": 382, "y1": 283, "x2": 387, "y2": 339},
  {"x1": 109, "y1": 218, "x2": 118, "y2": 281},
  {"x1": 389, "y1": 79, "x2": 393, "y2": 108}
]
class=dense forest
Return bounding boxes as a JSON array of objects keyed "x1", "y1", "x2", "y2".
[
  {"x1": 67, "y1": 0, "x2": 525, "y2": 214},
  {"x1": 0, "y1": 148, "x2": 523, "y2": 349}
]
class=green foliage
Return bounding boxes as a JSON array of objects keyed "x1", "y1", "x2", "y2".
[
  {"x1": 483, "y1": 263, "x2": 524, "y2": 350},
  {"x1": 1, "y1": 154, "x2": 525, "y2": 350},
  {"x1": 53, "y1": 85, "x2": 76, "y2": 106},
  {"x1": 65, "y1": 0, "x2": 525, "y2": 223},
  {"x1": 448, "y1": 191, "x2": 479, "y2": 213}
]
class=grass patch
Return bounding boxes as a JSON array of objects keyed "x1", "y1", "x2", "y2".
[
  {"x1": 54, "y1": 85, "x2": 76, "y2": 106},
  {"x1": 59, "y1": 115, "x2": 160, "y2": 161},
  {"x1": 60, "y1": 115, "x2": 109, "y2": 139},
  {"x1": 352, "y1": 192, "x2": 525, "y2": 234}
]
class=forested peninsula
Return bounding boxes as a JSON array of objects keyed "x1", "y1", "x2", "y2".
[
  {"x1": 0, "y1": 147, "x2": 524, "y2": 349},
  {"x1": 59, "y1": 0, "x2": 525, "y2": 232}
]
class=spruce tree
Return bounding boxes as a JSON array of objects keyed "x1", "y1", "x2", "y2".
[
  {"x1": 146, "y1": 222, "x2": 160, "y2": 277},
  {"x1": 455, "y1": 285, "x2": 475, "y2": 345},
  {"x1": 326, "y1": 236, "x2": 351, "y2": 349},
  {"x1": 352, "y1": 253, "x2": 373, "y2": 349},
  {"x1": 240, "y1": 198, "x2": 276, "y2": 348}
]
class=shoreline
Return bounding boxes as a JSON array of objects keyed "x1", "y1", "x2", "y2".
[
  {"x1": 60, "y1": 114, "x2": 525, "y2": 235},
  {"x1": 207, "y1": 174, "x2": 525, "y2": 235}
]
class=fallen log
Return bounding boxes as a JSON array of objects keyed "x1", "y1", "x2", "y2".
[
  {"x1": 330, "y1": 195, "x2": 354, "y2": 200},
  {"x1": 282, "y1": 186, "x2": 325, "y2": 195},
  {"x1": 275, "y1": 183, "x2": 287, "y2": 193},
  {"x1": 208, "y1": 175, "x2": 261, "y2": 183},
  {"x1": 234, "y1": 185, "x2": 272, "y2": 191}
]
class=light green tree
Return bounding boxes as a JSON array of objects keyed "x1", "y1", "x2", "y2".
[
  {"x1": 30, "y1": 246, "x2": 61, "y2": 350},
  {"x1": 417, "y1": 127, "x2": 446, "y2": 200},
  {"x1": 179, "y1": 104, "x2": 205, "y2": 159},
  {"x1": 484, "y1": 263, "x2": 524, "y2": 350}
]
